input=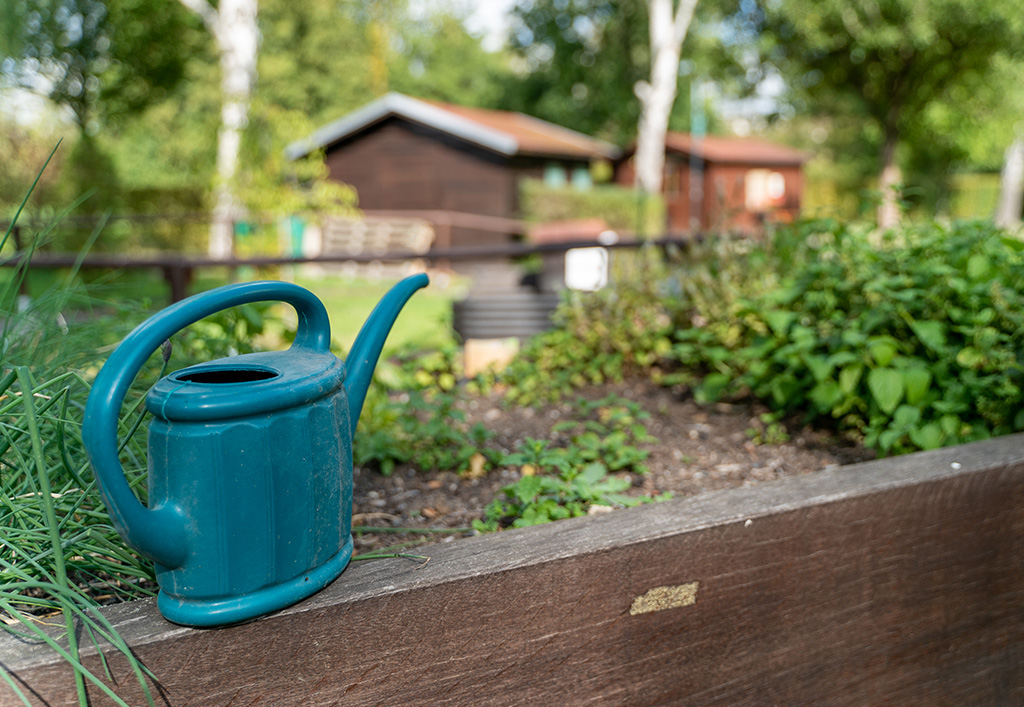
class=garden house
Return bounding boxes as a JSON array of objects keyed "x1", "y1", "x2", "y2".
[
  {"x1": 286, "y1": 93, "x2": 621, "y2": 251},
  {"x1": 615, "y1": 132, "x2": 808, "y2": 235}
]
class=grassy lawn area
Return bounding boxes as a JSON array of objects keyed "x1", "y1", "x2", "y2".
[
  {"x1": 3, "y1": 265, "x2": 460, "y2": 355},
  {"x1": 294, "y1": 271, "x2": 458, "y2": 353}
]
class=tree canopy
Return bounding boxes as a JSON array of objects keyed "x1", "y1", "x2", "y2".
[
  {"x1": 4, "y1": 0, "x2": 1024, "y2": 234},
  {"x1": 758, "y1": 0, "x2": 1024, "y2": 219},
  {"x1": 1, "y1": 0, "x2": 203, "y2": 130}
]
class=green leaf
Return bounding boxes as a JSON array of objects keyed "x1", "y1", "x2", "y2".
[
  {"x1": 907, "y1": 319, "x2": 947, "y2": 353},
  {"x1": 764, "y1": 310, "x2": 798, "y2": 337},
  {"x1": 892, "y1": 404, "x2": 921, "y2": 428},
  {"x1": 695, "y1": 373, "x2": 731, "y2": 404},
  {"x1": 955, "y1": 347, "x2": 986, "y2": 370},
  {"x1": 514, "y1": 475, "x2": 543, "y2": 505},
  {"x1": 826, "y1": 351, "x2": 859, "y2": 367},
  {"x1": 867, "y1": 337, "x2": 899, "y2": 367},
  {"x1": 878, "y1": 429, "x2": 901, "y2": 452},
  {"x1": 791, "y1": 325, "x2": 817, "y2": 350},
  {"x1": 804, "y1": 354, "x2": 832, "y2": 383},
  {"x1": 593, "y1": 477, "x2": 632, "y2": 494},
  {"x1": 839, "y1": 364, "x2": 864, "y2": 394},
  {"x1": 908, "y1": 423, "x2": 943, "y2": 450},
  {"x1": 940, "y1": 414, "x2": 961, "y2": 437},
  {"x1": 810, "y1": 380, "x2": 843, "y2": 410},
  {"x1": 770, "y1": 375, "x2": 800, "y2": 407},
  {"x1": 902, "y1": 367, "x2": 932, "y2": 406},
  {"x1": 576, "y1": 462, "x2": 608, "y2": 485},
  {"x1": 967, "y1": 253, "x2": 991, "y2": 281},
  {"x1": 867, "y1": 367, "x2": 904, "y2": 414}
]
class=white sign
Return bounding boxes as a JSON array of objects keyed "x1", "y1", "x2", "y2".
[{"x1": 565, "y1": 247, "x2": 609, "y2": 291}]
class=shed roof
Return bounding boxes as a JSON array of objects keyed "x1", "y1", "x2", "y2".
[
  {"x1": 286, "y1": 93, "x2": 620, "y2": 161},
  {"x1": 661, "y1": 132, "x2": 808, "y2": 166}
]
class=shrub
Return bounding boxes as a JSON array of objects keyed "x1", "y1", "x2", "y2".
[
  {"x1": 519, "y1": 178, "x2": 665, "y2": 235},
  {"x1": 672, "y1": 219, "x2": 1024, "y2": 454},
  {"x1": 499, "y1": 248, "x2": 678, "y2": 406},
  {"x1": 475, "y1": 396, "x2": 668, "y2": 532},
  {"x1": 354, "y1": 344, "x2": 503, "y2": 477}
]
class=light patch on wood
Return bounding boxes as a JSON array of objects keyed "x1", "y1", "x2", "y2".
[{"x1": 629, "y1": 582, "x2": 700, "y2": 615}]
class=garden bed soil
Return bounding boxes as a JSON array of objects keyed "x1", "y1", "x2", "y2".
[{"x1": 351, "y1": 380, "x2": 875, "y2": 556}]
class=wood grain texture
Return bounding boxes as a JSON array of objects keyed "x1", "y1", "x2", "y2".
[{"x1": 4, "y1": 435, "x2": 1024, "y2": 706}]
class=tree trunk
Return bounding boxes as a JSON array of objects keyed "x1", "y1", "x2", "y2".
[
  {"x1": 995, "y1": 137, "x2": 1024, "y2": 230},
  {"x1": 877, "y1": 130, "x2": 902, "y2": 231},
  {"x1": 633, "y1": 0, "x2": 698, "y2": 201},
  {"x1": 179, "y1": 0, "x2": 259, "y2": 259}
]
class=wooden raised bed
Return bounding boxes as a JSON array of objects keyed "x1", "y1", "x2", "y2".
[{"x1": 3, "y1": 435, "x2": 1024, "y2": 705}]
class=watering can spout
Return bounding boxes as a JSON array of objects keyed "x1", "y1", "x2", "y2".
[{"x1": 344, "y1": 273, "x2": 429, "y2": 436}]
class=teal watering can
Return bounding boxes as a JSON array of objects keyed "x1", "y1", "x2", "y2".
[{"x1": 83, "y1": 274, "x2": 428, "y2": 627}]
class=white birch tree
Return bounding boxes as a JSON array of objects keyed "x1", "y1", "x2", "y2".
[
  {"x1": 995, "y1": 137, "x2": 1024, "y2": 230},
  {"x1": 633, "y1": 0, "x2": 698, "y2": 197},
  {"x1": 178, "y1": 0, "x2": 259, "y2": 258}
]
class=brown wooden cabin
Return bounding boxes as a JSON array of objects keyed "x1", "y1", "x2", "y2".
[
  {"x1": 615, "y1": 132, "x2": 808, "y2": 236},
  {"x1": 287, "y1": 93, "x2": 620, "y2": 251}
]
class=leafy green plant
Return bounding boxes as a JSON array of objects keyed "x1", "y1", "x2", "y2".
[
  {"x1": 168, "y1": 301, "x2": 277, "y2": 366},
  {"x1": 746, "y1": 412, "x2": 791, "y2": 446},
  {"x1": 357, "y1": 388, "x2": 502, "y2": 476},
  {"x1": 671, "y1": 218, "x2": 1024, "y2": 454},
  {"x1": 475, "y1": 395, "x2": 667, "y2": 532},
  {"x1": 551, "y1": 395, "x2": 658, "y2": 472},
  {"x1": 475, "y1": 440, "x2": 636, "y2": 531},
  {"x1": 498, "y1": 248, "x2": 678, "y2": 406}
]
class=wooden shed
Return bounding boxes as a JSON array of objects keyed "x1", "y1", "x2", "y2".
[
  {"x1": 616, "y1": 132, "x2": 808, "y2": 236},
  {"x1": 287, "y1": 93, "x2": 620, "y2": 251}
]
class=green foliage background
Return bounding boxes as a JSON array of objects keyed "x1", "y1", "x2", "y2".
[{"x1": 519, "y1": 178, "x2": 665, "y2": 235}]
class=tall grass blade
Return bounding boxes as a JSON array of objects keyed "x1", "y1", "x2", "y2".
[
  {"x1": 13, "y1": 367, "x2": 87, "y2": 704},
  {"x1": 1, "y1": 140, "x2": 61, "y2": 253}
]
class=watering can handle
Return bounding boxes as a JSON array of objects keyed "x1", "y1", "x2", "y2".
[{"x1": 83, "y1": 281, "x2": 332, "y2": 568}]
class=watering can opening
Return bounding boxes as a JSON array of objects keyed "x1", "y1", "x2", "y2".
[{"x1": 174, "y1": 366, "x2": 281, "y2": 385}]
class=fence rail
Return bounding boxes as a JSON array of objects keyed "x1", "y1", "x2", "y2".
[{"x1": 0, "y1": 237, "x2": 691, "y2": 302}]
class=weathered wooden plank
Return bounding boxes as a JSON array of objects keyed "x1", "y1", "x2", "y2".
[{"x1": 3, "y1": 435, "x2": 1023, "y2": 706}]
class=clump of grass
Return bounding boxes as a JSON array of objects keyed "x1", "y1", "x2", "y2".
[
  {"x1": 1, "y1": 150, "x2": 160, "y2": 705},
  {"x1": 1, "y1": 368, "x2": 160, "y2": 706}
]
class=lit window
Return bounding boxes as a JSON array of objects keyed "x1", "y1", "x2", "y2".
[{"x1": 745, "y1": 170, "x2": 787, "y2": 210}]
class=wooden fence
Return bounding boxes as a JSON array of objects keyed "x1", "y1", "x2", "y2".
[
  {"x1": 3, "y1": 433, "x2": 1022, "y2": 705},
  {"x1": 0, "y1": 238, "x2": 690, "y2": 303}
]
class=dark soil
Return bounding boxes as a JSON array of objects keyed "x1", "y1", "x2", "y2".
[{"x1": 351, "y1": 380, "x2": 875, "y2": 557}]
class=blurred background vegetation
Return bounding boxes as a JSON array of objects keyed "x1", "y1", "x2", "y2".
[{"x1": 1, "y1": 0, "x2": 1022, "y2": 238}]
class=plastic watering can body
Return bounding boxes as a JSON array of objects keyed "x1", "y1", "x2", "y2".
[{"x1": 83, "y1": 274, "x2": 428, "y2": 626}]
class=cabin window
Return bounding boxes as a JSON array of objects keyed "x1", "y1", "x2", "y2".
[
  {"x1": 745, "y1": 169, "x2": 787, "y2": 210},
  {"x1": 767, "y1": 172, "x2": 786, "y2": 201},
  {"x1": 571, "y1": 167, "x2": 592, "y2": 191},
  {"x1": 544, "y1": 164, "x2": 567, "y2": 187}
]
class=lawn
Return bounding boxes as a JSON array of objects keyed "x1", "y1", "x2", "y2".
[
  {"x1": 2, "y1": 265, "x2": 461, "y2": 355},
  {"x1": 294, "y1": 271, "x2": 459, "y2": 353}
]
